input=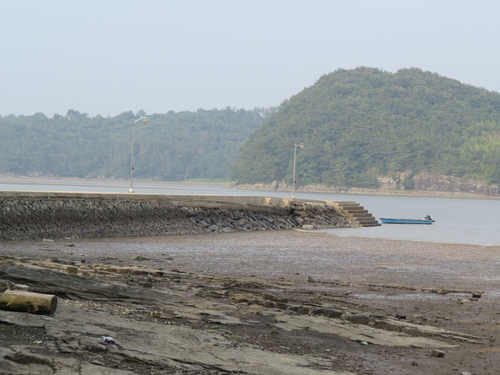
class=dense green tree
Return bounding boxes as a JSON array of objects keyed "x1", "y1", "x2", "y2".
[
  {"x1": 230, "y1": 67, "x2": 500, "y2": 188},
  {"x1": 0, "y1": 107, "x2": 273, "y2": 181}
]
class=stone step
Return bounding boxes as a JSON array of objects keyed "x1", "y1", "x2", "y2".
[
  {"x1": 356, "y1": 219, "x2": 380, "y2": 224},
  {"x1": 335, "y1": 204, "x2": 364, "y2": 209},
  {"x1": 335, "y1": 204, "x2": 368, "y2": 211},
  {"x1": 332, "y1": 201, "x2": 381, "y2": 227},
  {"x1": 343, "y1": 209, "x2": 369, "y2": 214},
  {"x1": 361, "y1": 223, "x2": 381, "y2": 227},
  {"x1": 352, "y1": 213, "x2": 375, "y2": 220}
]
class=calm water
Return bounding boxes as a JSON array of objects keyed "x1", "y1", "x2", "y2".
[{"x1": 1, "y1": 177, "x2": 499, "y2": 246}]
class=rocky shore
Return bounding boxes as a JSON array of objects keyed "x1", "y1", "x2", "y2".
[
  {"x1": 231, "y1": 172, "x2": 500, "y2": 199},
  {"x1": 1, "y1": 231, "x2": 498, "y2": 375}
]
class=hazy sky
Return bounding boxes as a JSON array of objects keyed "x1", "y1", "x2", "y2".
[{"x1": 1, "y1": 0, "x2": 499, "y2": 117}]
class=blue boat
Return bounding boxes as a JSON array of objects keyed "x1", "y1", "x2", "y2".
[{"x1": 379, "y1": 217, "x2": 435, "y2": 224}]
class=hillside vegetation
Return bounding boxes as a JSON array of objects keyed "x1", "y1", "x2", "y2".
[
  {"x1": 230, "y1": 67, "x2": 500, "y2": 189},
  {"x1": 0, "y1": 107, "x2": 272, "y2": 181}
]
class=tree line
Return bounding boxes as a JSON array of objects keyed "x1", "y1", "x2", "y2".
[{"x1": 0, "y1": 107, "x2": 274, "y2": 181}]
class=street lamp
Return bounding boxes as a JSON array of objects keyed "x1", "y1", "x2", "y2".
[
  {"x1": 292, "y1": 143, "x2": 305, "y2": 199},
  {"x1": 129, "y1": 116, "x2": 148, "y2": 193}
]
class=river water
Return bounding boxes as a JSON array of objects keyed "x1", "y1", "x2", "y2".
[{"x1": 1, "y1": 177, "x2": 499, "y2": 247}]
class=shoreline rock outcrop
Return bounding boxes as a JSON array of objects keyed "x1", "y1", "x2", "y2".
[
  {"x1": 231, "y1": 172, "x2": 500, "y2": 199},
  {"x1": 0, "y1": 255, "x2": 487, "y2": 375}
]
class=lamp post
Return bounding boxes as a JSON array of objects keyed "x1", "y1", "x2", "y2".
[
  {"x1": 129, "y1": 116, "x2": 148, "y2": 193},
  {"x1": 292, "y1": 143, "x2": 304, "y2": 199}
]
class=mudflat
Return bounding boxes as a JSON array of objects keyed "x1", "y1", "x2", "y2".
[{"x1": 0, "y1": 230, "x2": 498, "y2": 374}]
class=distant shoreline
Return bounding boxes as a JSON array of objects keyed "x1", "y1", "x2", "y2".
[
  {"x1": 1, "y1": 175, "x2": 499, "y2": 200},
  {"x1": 231, "y1": 183, "x2": 500, "y2": 200}
]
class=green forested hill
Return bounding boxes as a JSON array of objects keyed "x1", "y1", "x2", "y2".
[
  {"x1": 0, "y1": 107, "x2": 272, "y2": 181},
  {"x1": 230, "y1": 67, "x2": 500, "y2": 188}
]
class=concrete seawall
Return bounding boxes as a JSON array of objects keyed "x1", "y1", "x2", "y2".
[{"x1": 0, "y1": 191, "x2": 353, "y2": 241}]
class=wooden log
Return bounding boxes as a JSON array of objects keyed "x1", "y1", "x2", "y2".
[{"x1": 0, "y1": 290, "x2": 57, "y2": 314}]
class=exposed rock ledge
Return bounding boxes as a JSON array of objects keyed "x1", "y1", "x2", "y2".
[{"x1": 0, "y1": 256, "x2": 486, "y2": 375}]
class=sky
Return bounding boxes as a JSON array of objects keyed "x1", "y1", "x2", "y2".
[{"x1": 1, "y1": 0, "x2": 500, "y2": 118}]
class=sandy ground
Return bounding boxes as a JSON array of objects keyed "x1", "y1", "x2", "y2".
[{"x1": 1, "y1": 230, "x2": 499, "y2": 374}]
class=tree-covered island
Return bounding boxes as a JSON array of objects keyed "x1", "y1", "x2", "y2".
[{"x1": 230, "y1": 67, "x2": 500, "y2": 192}]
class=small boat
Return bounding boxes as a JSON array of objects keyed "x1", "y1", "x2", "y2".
[{"x1": 379, "y1": 217, "x2": 435, "y2": 224}]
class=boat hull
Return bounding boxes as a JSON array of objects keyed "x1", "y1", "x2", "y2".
[{"x1": 379, "y1": 218, "x2": 434, "y2": 224}]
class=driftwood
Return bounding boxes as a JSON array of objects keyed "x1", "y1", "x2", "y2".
[{"x1": 0, "y1": 290, "x2": 57, "y2": 314}]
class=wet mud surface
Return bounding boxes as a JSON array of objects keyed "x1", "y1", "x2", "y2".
[{"x1": 1, "y1": 230, "x2": 499, "y2": 374}]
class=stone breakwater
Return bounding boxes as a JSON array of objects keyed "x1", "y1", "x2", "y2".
[{"x1": 0, "y1": 192, "x2": 351, "y2": 241}]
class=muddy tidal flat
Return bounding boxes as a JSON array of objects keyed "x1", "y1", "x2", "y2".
[{"x1": 1, "y1": 230, "x2": 499, "y2": 374}]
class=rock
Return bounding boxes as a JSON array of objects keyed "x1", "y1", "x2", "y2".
[
  {"x1": 78, "y1": 336, "x2": 108, "y2": 353},
  {"x1": 0, "y1": 280, "x2": 10, "y2": 292},
  {"x1": 115, "y1": 267, "x2": 132, "y2": 274},
  {"x1": 296, "y1": 306, "x2": 310, "y2": 315},
  {"x1": 431, "y1": 349, "x2": 445, "y2": 357},
  {"x1": 131, "y1": 256, "x2": 150, "y2": 261},
  {"x1": 302, "y1": 224, "x2": 314, "y2": 230},
  {"x1": 139, "y1": 282, "x2": 153, "y2": 289},
  {"x1": 66, "y1": 266, "x2": 79, "y2": 274},
  {"x1": 0, "y1": 263, "x2": 172, "y2": 301},
  {"x1": 10, "y1": 284, "x2": 29, "y2": 291}
]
